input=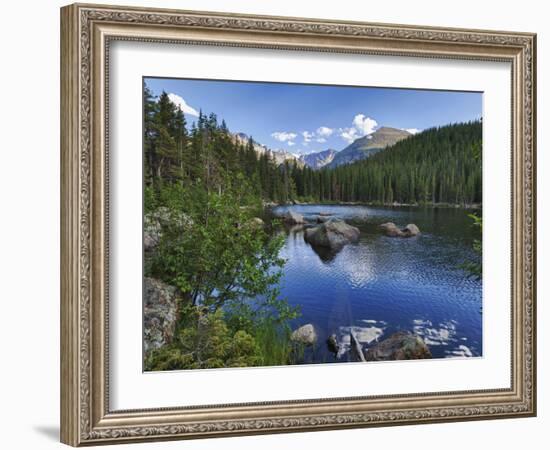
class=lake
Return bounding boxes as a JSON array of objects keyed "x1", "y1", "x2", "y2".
[{"x1": 268, "y1": 204, "x2": 482, "y2": 364}]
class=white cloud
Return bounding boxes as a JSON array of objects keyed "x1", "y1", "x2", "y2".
[
  {"x1": 287, "y1": 141, "x2": 296, "y2": 147},
  {"x1": 302, "y1": 131, "x2": 314, "y2": 144},
  {"x1": 352, "y1": 114, "x2": 378, "y2": 135},
  {"x1": 316, "y1": 126, "x2": 334, "y2": 137},
  {"x1": 300, "y1": 126, "x2": 334, "y2": 146},
  {"x1": 271, "y1": 131, "x2": 298, "y2": 143},
  {"x1": 404, "y1": 128, "x2": 422, "y2": 134},
  {"x1": 338, "y1": 114, "x2": 378, "y2": 144},
  {"x1": 167, "y1": 93, "x2": 199, "y2": 117},
  {"x1": 339, "y1": 127, "x2": 359, "y2": 144}
]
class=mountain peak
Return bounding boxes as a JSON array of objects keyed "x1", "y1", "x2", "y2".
[
  {"x1": 235, "y1": 132, "x2": 249, "y2": 140},
  {"x1": 375, "y1": 126, "x2": 409, "y2": 134},
  {"x1": 328, "y1": 127, "x2": 411, "y2": 168},
  {"x1": 230, "y1": 132, "x2": 304, "y2": 168}
]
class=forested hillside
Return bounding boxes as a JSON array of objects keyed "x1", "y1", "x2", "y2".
[
  {"x1": 298, "y1": 121, "x2": 482, "y2": 205},
  {"x1": 144, "y1": 88, "x2": 299, "y2": 203},
  {"x1": 145, "y1": 88, "x2": 481, "y2": 207},
  {"x1": 327, "y1": 126, "x2": 411, "y2": 168}
]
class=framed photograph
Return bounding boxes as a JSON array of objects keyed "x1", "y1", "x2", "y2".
[{"x1": 60, "y1": 3, "x2": 537, "y2": 446}]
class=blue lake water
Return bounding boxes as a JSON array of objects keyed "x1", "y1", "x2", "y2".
[{"x1": 268, "y1": 204, "x2": 482, "y2": 364}]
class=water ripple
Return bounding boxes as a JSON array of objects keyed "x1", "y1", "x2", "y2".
[{"x1": 270, "y1": 205, "x2": 482, "y2": 363}]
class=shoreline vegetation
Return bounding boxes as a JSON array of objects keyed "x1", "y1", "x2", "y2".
[{"x1": 142, "y1": 87, "x2": 482, "y2": 371}]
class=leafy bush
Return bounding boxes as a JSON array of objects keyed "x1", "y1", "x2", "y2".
[
  {"x1": 144, "y1": 177, "x2": 300, "y2": 370},
  {"x1": 149, "y1": 178, "x2": 286, "y2": 313},
  {"x1": 145, "y1": 308, "x2": 262, "y2": 370},
  {"x1": 461, "y1": 212, "x2": 482, "y2": 279}
]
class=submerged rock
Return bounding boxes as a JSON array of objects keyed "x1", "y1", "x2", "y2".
[
  {"x1": 304, "y1": 219, "x2": 360, "y2": 250},
  {"x1": 308, "y1": 244, "x2": 342, "y2": 263},
  {"x1": 380, "y1": 222, "x2": 420, "y2": 238},
  {"x1": 365, "y1": 331, "x2": 431, "y2": 361},
  {"x1": 144, "y1": 278, "x2": 180, "y2": 354},
  {"x1": 283, "y1": 210, "x2": 306, "y2": 224},
  {"x1": 291, "y1": 324, "x2": 318, "y2": 346},
  {"x1": 327, "y1": 334, "x2": 339, "y2": 354}
]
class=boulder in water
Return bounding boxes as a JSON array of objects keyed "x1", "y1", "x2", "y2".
[
  {"x1": 379, "y1": 222, "x2": 402, "y2": 237},
  {"x1": 401, "y1": 223, "x2": 420, "y2": 237},
  {"x1": 283, "y1": 210, "x2": 306, "y2": 224},
  {"x1": 291, "y1": 324, "x2": 318, "y2": 346},
  {"x1": 380, "y1": 222, "x2": 420, "y2": 238},
  {"x1": 365, "y1": 331, "x2": 431, "y2": 361},
  {"x1": 304, "y1": 219, "x2": 360, "y2": 250}
]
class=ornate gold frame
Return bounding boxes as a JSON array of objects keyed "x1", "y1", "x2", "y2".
[{"x1": 60, "y1": 3, "x2": 537, "y2": 446}]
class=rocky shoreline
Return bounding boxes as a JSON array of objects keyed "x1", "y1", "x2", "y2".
[
  {"x1": 265, "y1": 200, "x2": 481, "y2": 210},
  {"x1": 143, "y1": 276, "x2": 435, "y2": 365},
  {"x1": 290, "y1": 323, "x2": 432, "y2": 362}
]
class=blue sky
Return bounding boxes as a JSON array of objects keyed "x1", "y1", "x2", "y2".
[{"x1": 145, "y1": 77, "x2": 482, "y2": 156}]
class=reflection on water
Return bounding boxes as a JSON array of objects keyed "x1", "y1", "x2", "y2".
[
  {"x1": 269, "y1": 204, "x2": 483, "y2": 363},
  {"x1": 336, "y1": 320, "x2": 387, "y2": 360},
  {"x1": 411, "y1": 319, "x2": 474, "y2": 357}
]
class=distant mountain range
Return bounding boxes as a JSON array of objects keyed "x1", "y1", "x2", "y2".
[
  {"x1": 232, "y1": 126, "x2": 413, "y2": 170},
  {"x1": 299, "y1": 149, "x2": 337, "y2": 169},
  {"x1": 232, "y1": 132, "x2": 304, "y2": 168}
]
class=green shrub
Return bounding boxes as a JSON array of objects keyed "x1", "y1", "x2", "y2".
[
  {"x1": 460, "y1": 212, "x2": 482, "y2": 279},
  {"x1": 145, "y1": 308, "x2": 262, "y2": 371}
]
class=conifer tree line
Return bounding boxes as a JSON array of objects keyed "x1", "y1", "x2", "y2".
[
  {"x1": 144, "y1": 87, "x2": 294, "y2": 202},
  {"x1": 144, "y1": 87, "x2": 482, "y2": 206},
  {"x1": 307, "y1": 121, "x2": 482, "y2": 205}
]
